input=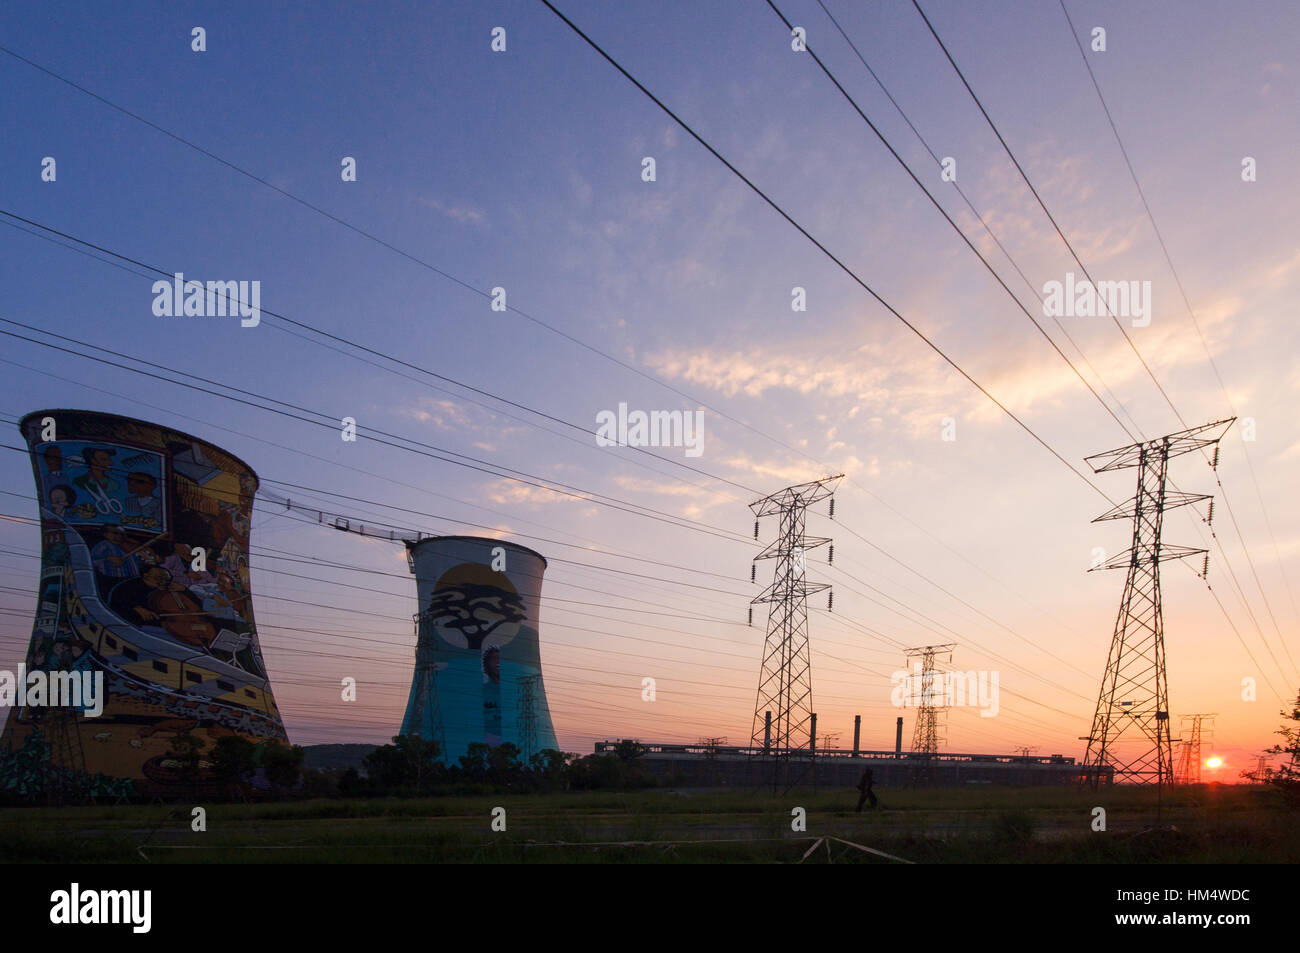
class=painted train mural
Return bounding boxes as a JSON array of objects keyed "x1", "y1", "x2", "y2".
[
  {"x1": 0, "y1": 410, "x2": 287, "y2": 796},
  {"x1": 402, "y1": 536, "x2": 558, "y2": 764}
]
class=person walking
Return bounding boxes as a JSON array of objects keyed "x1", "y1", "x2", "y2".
[{"x1": 855, "y1": 767, "x2": 878, "y2": 812}]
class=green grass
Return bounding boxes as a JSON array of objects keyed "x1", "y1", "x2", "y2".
[{"x1": 1, "y1": 785, "x2": 1294, "y2": 863}]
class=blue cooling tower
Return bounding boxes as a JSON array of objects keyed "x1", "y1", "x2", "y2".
[{"x1": 400, "y1": 536, "x2": 558, "y2": 764}]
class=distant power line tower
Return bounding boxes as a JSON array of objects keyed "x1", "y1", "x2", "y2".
[
  {"x1": 1173, "y1": 739, "x2": 1192, "y2": 784},
  {"x1": 517, "y1": 675, "x2": 541, "y2": 762},
  {"x1": 1175, "y1": 713, "x2": 1216, "y2": 784},
  {"x1": 39, "y1": 706, "x2": 87, "y2": 805},
  {"x1": 748, "y1": 475, "x2": 842, "y2": 792},
  {"x1": 905, "y1": 643, "x2": 954, "y2": 785},
  {"x1": 1081, "y1": 419, "x2": 1234, "y2": 787},
  {"x1": 1248, "y1": 755, "x2": 1272, "y2": 784},
  {"x1": 400, "y1": 612, "x2": 447, "y2": 757}
]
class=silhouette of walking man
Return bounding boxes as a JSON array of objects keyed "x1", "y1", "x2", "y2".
[{"x1": 855, "y1": 767, "x2": 878, "y2": 812}]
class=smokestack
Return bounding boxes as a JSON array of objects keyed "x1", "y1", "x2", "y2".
[
  {"x1": 810, "y1": 712, "x2": 817, "y2": 754},
  {"x1": 764, "y1": 711, "x2": 772, "y2": 751},
  {"x1": 895, "y1": 716, "x2": 904, "y2": 754},
  {"x1": 853, "y1": 715, "x2": 861, "y2": 756}
]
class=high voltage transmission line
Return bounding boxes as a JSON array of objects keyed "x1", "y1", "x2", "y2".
[
  {"x1": 2, "y1": 319, "x2": 1170, "y2": 712},
  {"x1": 902, "y1": 0, "x2": 1298, "y2": 683},
  {"x1": 1055, "y1": 0, "x2": 1300, "y2": 677},
  {"x1": 0, "y1": 286, "x2": 1284, "y2": 722},
  {"x1": 764, "y1": 0, "x2": 1294, "y2": 690},
  {"x1": 0, "y1": 177, "x2": 1222, "y2": 702},
  {"x1": 0, "y1": 500, "x2": 1102, "y2": 745},
  {"x1": 0, "y1": 291, "x2": 1279, "y2": 728},
  {"x1": 0, "y1": 28, "x2": 1125, "y2": 647},
  {"x1": 0, "y1": 315, "x2": 755, "y2": 544},
  {"x1": 538, "y1": 0, "x2": 1110, "y2": 501},
  {"x1": 533, "y1": 0, "x2": 1295, "y2": 709},
  {"x1": 905, "y1": 642, "x2": 956, "y2": 786},
  {"x1": 4, "y1": 11, "x2": 1287, "y2": 671},
  {"x1": 1, "y1": 10, "x2": 1291, "y2": 760},
  {"x1": 764, "y1": 0, "x2": 1297, "y2": 701},
  {"x1": 0, "y1": 479, "x2": 1106, "y2": 728},
  {"x1": 811, "y1": 0, "x2": 1145, "y2": 442},
  {"x1": 0, "y1": 332, "x2": 1112, "y2": 708},
  {"x1": 0, "y1": 210, "x2": 760, "y2": 506},
  {"x1": 767, "y1": 0, "x2": 1143, "y2": 445},
  {"x1": 0, "y1": 307, "x2": 1142, "y2": 707},
  {"x1": 0, "y1": 421, "x2": 1102, "y2": 738},
  {"x1": 0, "y1": 399, "x2": 1128, "y2": 715},
  {"x1": 0, "y1": 43, "x2": 820, "y2": 477},
  {"x1": 748, "y1": 475, "x2": 840, "y2": 792},
  {"x1": 1080, "y1": 421, "x2": 1236, "y2": 787}
]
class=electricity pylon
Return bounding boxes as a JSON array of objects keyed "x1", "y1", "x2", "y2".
[
  {"x1": 400, "y1": 612, "x2": 448, "y2": 758},
  {"x1": 1248, "y1": 754, "x2": 1271, "y2": 784},
  {"x1": 518, "y1": 675, "x2": 540, "y2": 762},
  {"x1": 748, "y1": 475, "x2": 842, "y2": 793},
  {"x1": 905, "y1": 643, "x2": 955, "y2": 785},
  {"x1": 1081, "y1": 419, "x2": 1234, "y2": 787},
  {"x1": 1175, "y1": 713, "x2": 1216, "y2": 784},
  {"x1": 40, "y1": 705, "x2": 87, "y2": 805}
]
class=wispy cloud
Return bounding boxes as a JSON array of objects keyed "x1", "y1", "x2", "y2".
[
  {"x1": 398, "y1": 397, "x2": 475, "y2": 431},
  {"x1": 417, "y1": 196, "x2": 486, "y2": 225}
]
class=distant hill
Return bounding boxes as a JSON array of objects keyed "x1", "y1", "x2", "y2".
[{"x1": 301, "y1": 744, "x2": 378, "y2": 773}]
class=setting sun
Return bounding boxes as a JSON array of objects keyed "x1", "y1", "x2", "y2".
[{"x1": 1206, "y1": 757, "x2": 1224, "y2": 769}]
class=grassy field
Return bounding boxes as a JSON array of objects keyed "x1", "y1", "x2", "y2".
[{"x1": 3, "y1": 784, "x2": 1295, "y2": 863}]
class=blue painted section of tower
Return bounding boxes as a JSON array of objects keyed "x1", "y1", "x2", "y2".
[{"x1": 400, "y1": 536, "x2": 557, "y2": 764}]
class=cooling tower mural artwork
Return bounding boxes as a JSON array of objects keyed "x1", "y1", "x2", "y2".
[
  {"x1": 0, "y1": 410, "x2": 287, "y2": 796},
  {"x1": 402, "y1": 536, "x2": 558, "y2": 764}
]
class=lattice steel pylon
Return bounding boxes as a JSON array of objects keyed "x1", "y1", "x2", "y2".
[
  {"x1": 39, "y1": 705, "x2": 87, "y2": 805},
  {"x1": 905, "y1": 643, "x2": 954, "y2": 786},
  {"x1": 517, "y1": 674, "x2": 540, "y2": 762},
  {"x1": 1249, "y1": 755, "x2": 1271, "y2": 784},
  {"x1": 748, "y1": 475, "x2": 842, "y2": 793},
  {"x1": 1081, "y1": 418, "x2": 1234, "y2": 788},
  {"x1": 1175, "y1": 713, "x2": 1216, "y2": 784},
  {"x1": 400, "y1": 611, "x2": 448, "y2": 758}
]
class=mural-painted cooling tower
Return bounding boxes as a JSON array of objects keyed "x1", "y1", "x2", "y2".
[
  {"x1": 0, "y1": 410, "x2": 287, "y2": 796},
  {"x1": 402, "y1": 536, "x2": 558, "y2": 764}
]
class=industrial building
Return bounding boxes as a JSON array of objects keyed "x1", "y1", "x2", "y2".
[{"x1": 592, "y1": 740, "x2": 1103, "y2": 787}]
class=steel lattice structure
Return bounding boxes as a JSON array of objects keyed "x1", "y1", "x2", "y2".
[
  {"x1": 400, "y1": 611, "x2": 448, "y2": 757},
  {"x1": 748, "y1": 475, "x2": 842, "y2": 792},
  {"x1": 906, "y1": 643, "x2": 955, "y2": 786},
  {"x1": 1175, "y1": 713, "x2": 1216, "y2": 784},
  {"x1": 1081, "y1": 418, "x2": 1233, "y2": 787},
  {"x1": 518, "y1": 674, "x2": 540, "y2": 762}
]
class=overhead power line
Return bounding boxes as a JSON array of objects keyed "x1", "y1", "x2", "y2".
[
  {"x1": 537, "y1": 0, "x2": 1111, "y2": 503},
  {"x1": 908, "y1": 0, "x2": 1297, "y2": 686},
  {"x1": 0, "y1": 314, "x2": 754, "y2": 545},
  {"x1": 1057, "y1": 0, "x2": 1300, "y2": 680},
  {"x1": 0, "y1": 43, "x2": 825, "y2": 477}
]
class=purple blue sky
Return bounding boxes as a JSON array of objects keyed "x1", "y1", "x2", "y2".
[{"x1": 1, "y1": 0, "x2": 1298, "y2": 777}]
